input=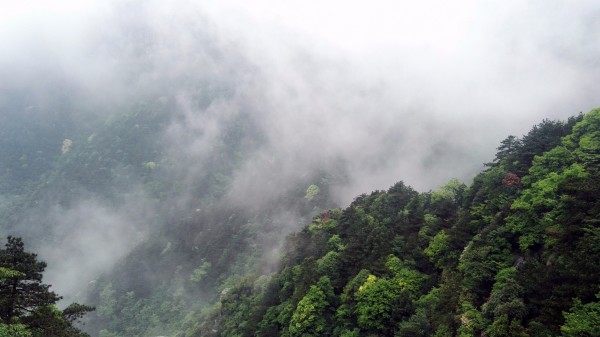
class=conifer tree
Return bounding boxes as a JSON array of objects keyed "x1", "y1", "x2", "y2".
[{"x1": 0, "y1": 236, "x2": 93, "y2": 337}]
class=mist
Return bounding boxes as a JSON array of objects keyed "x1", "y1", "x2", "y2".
[
  {"x1": 1, "y1": 0, "x2": 600, "y2": 308},
  {"x1": 37, "y1": 196, "x2": 154, "y2": 302}
]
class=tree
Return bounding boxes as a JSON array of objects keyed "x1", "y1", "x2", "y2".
[
  {"x1": 561, "y1": 293, "x2": 600, "y2": 337},
  {"x1": 0, "y1": 237, "x2": 93, "y2": 336},
  {"x1": 486, "y1": 135, "x2": 520, "y2": 168},
  {"x1": 424, "y1": 230, "x2": 455, "y2": 269},
  {"x1": 289, "y1": 277, "x2": 334, "y2": 337},
  {"x1": 354, "y1": 272, "x2": 413, "y2": 334},
  {"x1": 0, "y1": 236, "x2": 60, "y2": 323},
  {"x1": 305, "y1": 184, "x2": 320, "y2": 202},
  {"x1": 354, "y1": 274, "x2": 395, "y2": 331}
]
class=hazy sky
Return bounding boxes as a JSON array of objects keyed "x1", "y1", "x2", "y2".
[
  {"x1": 204, "y1": 0, "x2": 600, "y2": 195},
  {"x1": 2, "y1": 0, "x2": 600, "y2": 301}
]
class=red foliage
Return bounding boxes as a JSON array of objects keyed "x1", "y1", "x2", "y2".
[
  {"x1": 502, "y1": 172, "x2": 521, "y2": 186},
  {"x1": 322, "y1": 212, "x2": 330, "y2": 221}
]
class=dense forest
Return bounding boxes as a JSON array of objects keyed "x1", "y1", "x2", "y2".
[
  {"x1": 193, "y1": 110, "x2": 600, "y2": 336},
  {"x1": 2, "y1": 108, "x2": 599, "y2": 336},
  {"x1": 0, "y1": 80, "x2": 342, "y2": 336}
]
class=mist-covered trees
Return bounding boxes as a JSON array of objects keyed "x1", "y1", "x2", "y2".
[
  {"x1": 3, "y1": 97, "x2": 598, "y2": 336},
  {"x1": 193, "y1": 109, "x2": 600, "y2": 336},
  {"x1": 0, "y1": 236, "x2": 93, "y2": 337}
]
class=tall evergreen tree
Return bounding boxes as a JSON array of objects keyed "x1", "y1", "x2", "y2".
[
  {"x1": 0, "y1": 236, "x2": 60, "y2": 324},
  {"x1": 0, "y1": 236, "x2": 93, "y2": 337}
]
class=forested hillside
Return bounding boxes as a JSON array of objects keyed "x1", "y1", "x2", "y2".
[
  {"x1": 192, "y1": 109, "x2": 600, "y2": 337},
  {"x1": 2, "y1": 2, "x2": 600, "y2": 336},
  {"x1": 0, "y1": 90, "x2": 341, "y2": 336},
  {"x1": 2, "y1": 98, "x2": 598, "y2": 337}
]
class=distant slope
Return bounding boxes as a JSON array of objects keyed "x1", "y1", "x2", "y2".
[{"x1": 0, "y1": 73, "x2": 344, "y2": 337}]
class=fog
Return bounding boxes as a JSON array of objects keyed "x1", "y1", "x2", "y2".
[
  {"x1": 1, "y1": 0, "x2": 599, "y2": 303},
  {"x1": 37, "y1": 196, "x2": 154, "y2": 300}
]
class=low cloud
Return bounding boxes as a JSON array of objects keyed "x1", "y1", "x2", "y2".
[{"x1": 37, "y1": 195, "x2": 156, "y2": 303}]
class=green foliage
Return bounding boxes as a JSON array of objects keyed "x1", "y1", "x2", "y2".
[
  {"x1": 456, "y1": 303, "x2": 485, "y2": 337},
  {"x1": 432, "y1": 178, "x2": 466, "y2": 205},
  {"x1": 458, "y1": 232, "x2": 512, "y2": 293},
  {"x1": 97, "y1": 283, "x2": 116, "y2": 318},
  {"x1": 385, "y1": 255, "x2": 425, "y2": 297},
  {"x1": 396, "y1": 287, "x2": 448, "y2": 337},
  {"x1": 488, "y1": 116, "x2": 582, "y2": 176},
  {"x1": 316, "y1": 251, "x2": 341, "y2": 278},
  {"x1": 0, "y1": 323, "x2": 32, "y2": 337},
  {"x1": 354, "y1": 274, "x2": 396, "y2": 331},
  {"x1": 200, "y1": 110, "x2": 600, "y2": 337},
  {"x1": 6, "y1": 108, "x2": 599, "y2": 337},
  {"x1": 0, "y1": 236, "x2": 61, "y2": 323},
  {"x1": 0, "y1": 267, "x2": 25, "y2": 279},
  {"x1": 108, "y1": 109, "x2": 599, "y2": 337},
  {"x1": 482, "y1": 268, "x2": 527, "y2": 322},
  {"x1": 327, "y1": 234, "x2": 344, "y2": 251},
  {"x1": 0, "y1": 237, "x2": 93, "y2": 336},
  {"x1": 339, "y1": 328, "x2": 360, "y2": 337},
  {"x1": 561, "y1": 293, "x2": 600, "y2": 337},
  {"x1": 486, "y1": 314, "x2": 529, "y2": 337},
  {"x1": 190, "y1": 260, "x2": 211, "y2": 283},
  {"x1": 527, "y1": 146, "x2": 574, "y2": 182},
  {"x1": 305, "y1": 184, "x2": 320, "y2": 201},
  {"x1": 288, "y1": 277, "x2": 333, "y2": 337},
  {"x1": 564, "y1": 108, "x2": 600, "y2": 165},
  {"x1": 424, "y1": 230, "x2": 454, "y2": 268}
]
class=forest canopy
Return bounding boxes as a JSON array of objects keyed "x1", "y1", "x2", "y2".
[{"x1": 191, "y1": 109, "x2": 600, "y2": 337}]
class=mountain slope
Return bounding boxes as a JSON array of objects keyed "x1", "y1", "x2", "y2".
[{"x1": 195, "y1": 109, "x2": 599, "y2": 337}]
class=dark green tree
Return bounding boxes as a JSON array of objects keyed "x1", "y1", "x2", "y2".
[
  {"x1": 0, "y1": 236, "x2": 60, "y2": 323},
  {"x1": 0, "y1": 236, "x2": 93, "y2": 336}
]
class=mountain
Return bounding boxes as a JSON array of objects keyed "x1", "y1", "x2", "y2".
[
  {"x1": 188, "y1": 110, "x2": 600, "y2": 337},
  {"x1": 0, "y1": 84, "x2": 342, "y2": 336},
  {"x1": 2, "y1": 88, "x2": 598, "y2": 337}
]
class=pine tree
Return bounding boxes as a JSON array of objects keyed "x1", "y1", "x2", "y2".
[
  {"x1": 0, "y1": 236, "x2": 60, "y2": 323},
  {"x1": 0, "y1": 236, "x2": 93, "y2": 336}
]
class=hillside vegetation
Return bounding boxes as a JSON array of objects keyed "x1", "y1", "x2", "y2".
[
  {"x1": 2, "y1": 108, "x2": 599, "y2": 337},
  {"x1": 193, "y1": 110, "x2": 600, "y2": 336}
]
